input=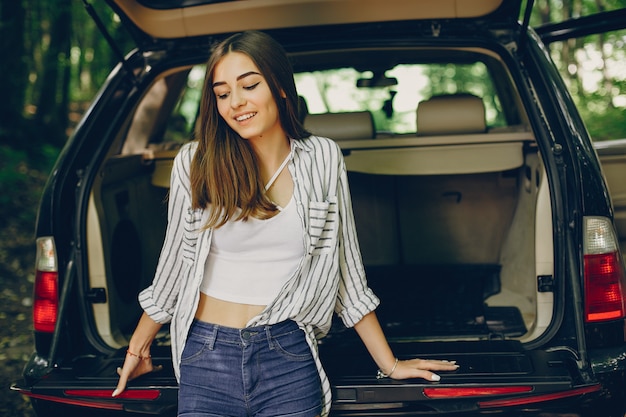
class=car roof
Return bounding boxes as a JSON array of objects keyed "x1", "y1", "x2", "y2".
[{"x1": 107, "y1": 0, "x2": 521, "y2": 40}]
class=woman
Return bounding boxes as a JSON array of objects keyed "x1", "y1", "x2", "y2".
[{"x1": 113, "y1": 30, "x2": 458, "y2": 417}]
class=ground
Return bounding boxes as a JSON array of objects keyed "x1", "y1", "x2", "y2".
[
  {"x1": 0, "y1": 227, "x2": 36, "y2": 417},
  {"x1": 0, "y1": 151, "x2": 45, "y2": 417}
]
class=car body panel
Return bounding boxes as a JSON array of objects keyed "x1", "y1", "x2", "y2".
[{"x1": 108, "y1": 0, "x2": 514, "y2": 41}]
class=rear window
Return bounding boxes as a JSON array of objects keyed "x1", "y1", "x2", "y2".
[
  {"x1": 295, "y1": 60, "x2": 509, "y2": 135},
  {"x1": 122, "y1": 47, "x2": 525, "y2": 155}
]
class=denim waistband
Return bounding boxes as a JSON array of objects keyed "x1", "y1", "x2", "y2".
[{"x1": 188, "y1": 319, "x2": 300, "y2": 345}]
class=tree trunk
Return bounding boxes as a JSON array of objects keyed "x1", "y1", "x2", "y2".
[
  {"x1": 593, "y1": 0, "x2": 614, "y2": 109},
  {"x1": 35, "y1": 0, "x2": 72, "y2": 147},
  {"x1": 0, "y1": 1, "x2": 27, "y2": 140}
]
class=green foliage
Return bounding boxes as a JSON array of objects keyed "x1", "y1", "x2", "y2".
[
  {"x1": 580, "y1": 104, "x2": 626, "y2": 141},
  {"x1": 0, "y1": 144, "x2": 58, "y2": 225},
  {"x1": 523, "y1": 0, "x2": 626, "y2": 141}
]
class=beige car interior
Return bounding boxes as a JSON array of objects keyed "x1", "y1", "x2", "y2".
[{"x1": 86, "y1": 48, "x2": 554, "y2": 348}]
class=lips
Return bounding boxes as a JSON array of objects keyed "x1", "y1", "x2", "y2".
[{"x1": 235, "y1": 112, "x2": 257, "y2": 122}]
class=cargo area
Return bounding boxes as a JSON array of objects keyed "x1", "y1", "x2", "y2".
[
  {"x1": 83, "y1": 48, "x2": 555, "y2": 351},
  {"x1": 330, "y1": 136, "x2": 552, "y2": 344},
  {"x1": 86, "y1": 131, "x2": 553, "y2": 350}
]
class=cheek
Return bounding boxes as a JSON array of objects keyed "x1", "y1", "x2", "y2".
[
  {"x1": 216, "y1": 100, "x2": 229, "y2": 119},
  {"x1": 216, "y1": 100, "x2": 237, "y2": 128}
]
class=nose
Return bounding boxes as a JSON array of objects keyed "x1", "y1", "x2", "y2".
[{"x1": 230, "y1": 88, "x2": 246, "y2": 108}]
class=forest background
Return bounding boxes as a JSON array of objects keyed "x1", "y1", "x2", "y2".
[{"x1": 0, "y1": 1, "x2": 625, "y2": 416}]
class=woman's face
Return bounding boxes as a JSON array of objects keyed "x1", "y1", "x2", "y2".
[{"x1": 212, "y1": 52, "x2": 285, "y2": 142}]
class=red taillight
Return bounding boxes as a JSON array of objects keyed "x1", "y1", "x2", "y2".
[
  {"x1": 478, "y1": 384, "x2": 602, "y2": 408},
  {"x1": 33, "y1": 237, "x2": 58, "y2": 333},
  {"x1": 583, "y1": 217, "x2": 626, "y2": 323},
  {"x1": 423, "y1": 386, "x2": 533, "y2": 399},
  {"x1": 15, "y1": 388, "x2": 162, "y2": 411},
  {"x1": 64, "y1": 389, "x2": 161, "y2": 400}
]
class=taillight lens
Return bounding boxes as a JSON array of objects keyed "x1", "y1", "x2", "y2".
[
  {"x1": 583, "y1": 217, "x2": 626, "y2": 322},
  {"x1": 64, "y1": 389, "x2": 161, "y2": 400},
  {"x1": 33, "y1": 237, "x2": 58, "y2": 333},
  {"x1": 424, "y1": 386, "x2": 533, "y2": 398}
]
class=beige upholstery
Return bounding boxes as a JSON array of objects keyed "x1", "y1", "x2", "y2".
[
  {"x1": 417, "y1": 94, "x2": 486, "y2": 136},
  {"x1": 304, "y1": 111, "x2": 375, "y2": 140}
]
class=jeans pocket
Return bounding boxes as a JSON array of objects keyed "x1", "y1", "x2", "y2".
[
  {"x1": 180, "y1": 335, "x2": 209, "y2": 364},
  {"x1": 271, "y1": 329, "x2": 313, "y2": 362}
]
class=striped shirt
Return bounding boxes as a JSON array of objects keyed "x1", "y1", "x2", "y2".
[{"x1": 138, "y1": 135, "x2": 380, "y2": 416}]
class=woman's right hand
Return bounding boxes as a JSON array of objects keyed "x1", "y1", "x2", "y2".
[{"x1": 112, "y1": 349, "x2": 163, "y2": 397}]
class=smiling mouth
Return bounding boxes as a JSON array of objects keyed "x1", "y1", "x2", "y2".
[{"x1": 236, "y1": 112, "x2": 257, "y2": 122}]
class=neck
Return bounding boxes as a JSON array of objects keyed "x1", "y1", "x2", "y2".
[{"x1": 250, "y1": 134, "x2": 291, "y2": 175}]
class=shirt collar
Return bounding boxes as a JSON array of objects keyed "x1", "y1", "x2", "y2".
[{"x1": 291, "y1": 136, "x2": 314, "y2": 153}]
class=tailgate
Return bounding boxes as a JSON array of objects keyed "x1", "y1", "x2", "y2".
[{"x1": 320, "y1": 339, "x2": 600, "y2": 414}]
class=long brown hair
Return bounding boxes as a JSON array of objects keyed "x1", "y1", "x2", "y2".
[{"x1": 191, "y1": 31, "x2": 309, "y2": 228}]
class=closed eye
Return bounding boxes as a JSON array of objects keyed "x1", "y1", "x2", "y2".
[{"x1": 244, "y1": 82, "x2": 260, "y2": 91}]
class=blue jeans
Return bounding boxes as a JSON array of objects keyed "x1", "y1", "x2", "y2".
[{"x1": 178, "y1": 319, "x2": 322, "y2": 417}]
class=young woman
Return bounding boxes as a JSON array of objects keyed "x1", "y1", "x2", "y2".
[{"x1": 113, "y1": 30, "x2": 458, "y2": 417}]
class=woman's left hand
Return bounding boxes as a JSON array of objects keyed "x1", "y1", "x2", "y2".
[{"x1": 389, "y1": 358, "x2": 459, "y2": 381}]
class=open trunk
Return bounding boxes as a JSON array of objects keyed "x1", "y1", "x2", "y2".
[
  {"x1": 87, "y1": 114, "x2": 553, "y2": 349},
  {"x1": 56, "y1": 27, "x2": 601, "y2": 412},
  {"x1": 80, "y1": 118, "x2": 572, "y2": 413},
  {"x1": 81, "y1": 44, "x2": 564, "y2": 399},
  {"x1": 311, "y1": 142, "x2": 567, "y2": 413}
]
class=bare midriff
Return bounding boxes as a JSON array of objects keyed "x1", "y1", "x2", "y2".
[{"x1": 195, "y1": 292, "x2": 266, "y2": 329}]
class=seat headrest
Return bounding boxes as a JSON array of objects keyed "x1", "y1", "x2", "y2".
[
  {"x1": 304, "y1": 111, "x2": 375, "y2": 140},
  {"x1": 417, "y1": 94, "x2": 486, "y2": 136}
]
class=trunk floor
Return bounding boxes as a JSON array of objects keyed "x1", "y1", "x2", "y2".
[{"x1": 331, "y1": 264, "x2": 527, "y2": 340}]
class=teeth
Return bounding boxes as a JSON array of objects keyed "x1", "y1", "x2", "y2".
[{"x1": 236, "y1": 113, "x2": 256, "y2": 122}]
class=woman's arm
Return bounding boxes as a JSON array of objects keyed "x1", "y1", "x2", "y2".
[
  {"x1": 328, "y1": 140, "x2": 458, "y2": 380},
  {"x1": 353, "y1": 311, "x2": 459, "y2": 381},
  {"x1": 113, "y1": 144, "x2": 197, "y2": 397}
]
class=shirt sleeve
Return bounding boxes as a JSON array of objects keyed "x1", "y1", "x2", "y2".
[
  {"x1": 138, "y1": 143, "x2": 195, "y2": 324},
  {"x1": 331, "y1": 142, "x2": 380, "y2": 327}
]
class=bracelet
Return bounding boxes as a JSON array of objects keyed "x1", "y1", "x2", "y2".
[
  {"x1": 126, "y1": 349, "x2": 151, "y2": 360},
  {"x1": 376, "y1": 357, "x2": 399, "y2": 379}
]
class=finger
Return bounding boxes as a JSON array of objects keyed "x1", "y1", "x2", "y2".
[
  {"x1": 113, "y1": 355, "x2": 162, "y2": 397},
  {"x1": 113, "y1": 361, "x2": 135, "y2": 397},
  {"x1": 112, "y1": 372, "x2": 127, "y2": 397},
  {"x1": 413, "y1": 359, "x2": 460, "y2": 371},
  {"x1": 425, "y1": 361, "x2": 460, "y2": 371},
  {"x1": 403, "y1": 367, "x2": 442, "y2": 382},
  {"x1": 392, "y1": 359, "x2": 459, "y2": 381}
]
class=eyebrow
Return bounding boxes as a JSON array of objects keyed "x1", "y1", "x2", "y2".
[{"x1": 212, "y1": 71, "x2": 261, "y2": 88}]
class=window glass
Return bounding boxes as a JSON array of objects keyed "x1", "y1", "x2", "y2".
[
  {"x1": 122, "y1": 66, "x2": 206, "y2": 154},
  {"x1": 162, "y1": 65, "x2": 206, "y2": 144},
  {"x1": 547, "y1": 30, "x2": 626, "y2": 141},
  {"x1": 295, "y1": 61, "x2": 505, "y2": 135}
]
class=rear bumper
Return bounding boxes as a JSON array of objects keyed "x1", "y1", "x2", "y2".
[
  {"x1": 15, "y1": 349, "x2": 178, "y2": 415},
  {"x1": 328, "y1": 381, "x2": 610, "y2": 415},
  {"x1": 15, "y1": 346, "x2": 626, "y2": 417},
  {"x1": 12, "y1": 378, "x2": 178, "y2": 416},
  {"x1": 12, "y1": 380, "x2": 617, "y2": 416}
]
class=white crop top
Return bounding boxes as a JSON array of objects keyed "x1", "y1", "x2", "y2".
[{"x1": 199, "y1": 196, "x2": 305, "y2": 305}]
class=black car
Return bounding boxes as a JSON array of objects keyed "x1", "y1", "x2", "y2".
[{"x1": 12, "y1": 0, "x2": 626, "y2": 416}]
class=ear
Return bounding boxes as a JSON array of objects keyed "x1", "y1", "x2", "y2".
[{"x1": 280, "y1": 89, "x2": 287, "y2": 99}]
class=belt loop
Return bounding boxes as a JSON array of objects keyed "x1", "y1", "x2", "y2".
[
  {"x1": 207, "y1": 325, "x2": 218, "y2": 350},
  {"x1": 265, "y1": 325, "x2": 275, "y2": 351}
]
